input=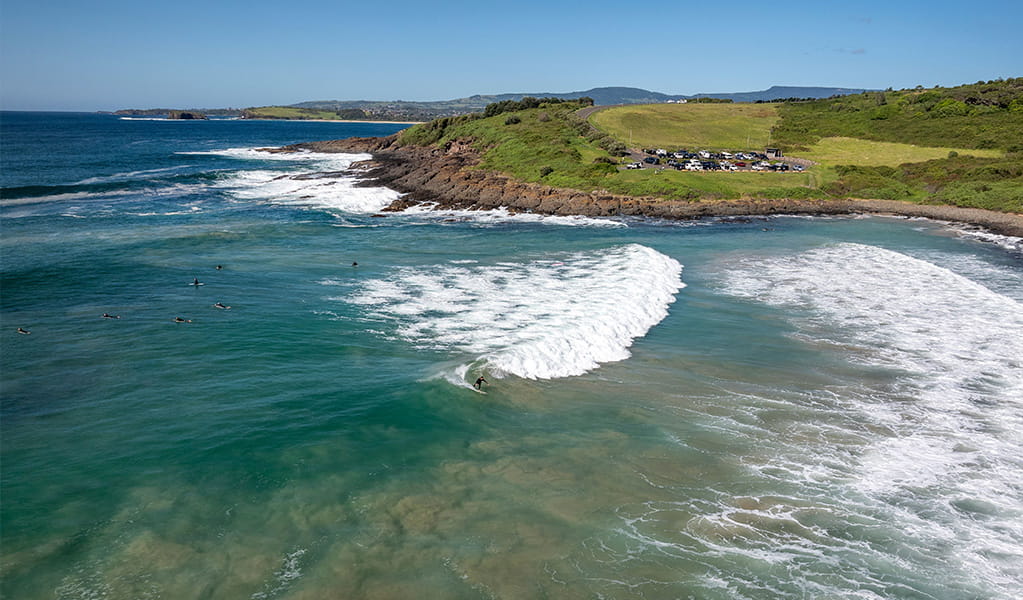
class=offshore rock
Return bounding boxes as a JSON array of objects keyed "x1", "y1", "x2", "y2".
[{"x1": 166, "y1": 110, "x2": 207, "y2": 120}]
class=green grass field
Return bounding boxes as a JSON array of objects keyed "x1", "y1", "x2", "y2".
[
  {"x1": 590, "y1": 103, "x2": 779, "y2": 150},
  {"x1": 805, "y1": 137, "x2": 1003, "y2": 166},
  {"x1": 244, "y1": 106, "x2": 341, "y2": 120}
]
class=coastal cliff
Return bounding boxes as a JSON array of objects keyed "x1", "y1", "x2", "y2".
[{"x1": 273, "y1": 136, "x2": 1023, "y2": 237}]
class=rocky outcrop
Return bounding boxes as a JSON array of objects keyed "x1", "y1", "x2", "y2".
[
  {"x1": 268, "y1": 136, "x2": 1023, "y2": 237},
  {"x1": 166, "y1": 110, "x2": 207, "y2": 120}
]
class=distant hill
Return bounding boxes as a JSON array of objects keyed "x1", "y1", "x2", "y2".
[
  {"x1": 287, "y1": 86, "x2": 871, "y2": 120},
  {"x1": 113, "y1": 86, "x2": 871, "y2": 122},
  {"x1": 690, "y1": 86, "x2": 873, "y2": 103}
]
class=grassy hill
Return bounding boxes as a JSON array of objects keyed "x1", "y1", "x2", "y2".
[
  {"x1": 241, "y1": 106, "x2": 417, "y2": 121},
  {"x1": 398, "y1": 99, "x2": 821, "y2": 201},
  {"x1": 396, "y1": 80, "x2": 1023, "y2": 212},
  {"x1": 773, "y1": 79, "x2": 1023, "y2": 152},
  {"x1": 243, "y1": 106, "x2": 345, "y2": 120},
  {"x1": 590, "y1": 103, "x2": 780, "y2": 150}
]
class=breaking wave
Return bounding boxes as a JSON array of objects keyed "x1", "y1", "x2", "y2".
[
  {"x1": 189, "y1": 147, "x2": 401, "y2": 213},
  {"x1": 344, "y1": 244, "x2": 684, "y2": 380},
  {"x1": 717, "y1": 242, "x2": 1023, "y2": 596}
]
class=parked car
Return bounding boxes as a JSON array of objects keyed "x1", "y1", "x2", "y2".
[
  {"x1": 626, "y1": 162, "x2": 643, "y2": 169},
  {"x1": 643, "y1": 157, "x2": 658, "y2": 165}
]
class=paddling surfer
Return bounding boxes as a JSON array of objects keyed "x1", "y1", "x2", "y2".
[{"x1": 213, "y1": 302, "x2": 230, "y2": 309}]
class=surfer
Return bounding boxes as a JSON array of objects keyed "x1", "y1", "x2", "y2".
[
  {"x1": 474, "y1": 376, "x2": 488, "y2": 390},
  {"x1": 173, "y1": 317, "x2": 192, "y2": 323},
  {"x1": 192, "y1": 277, "x2": 201, "y2": 286},
  {"x1": 102, "y1": 313, "x2": 120, "y2": 319},
  {"x1": 17, "y1": 327, "x2": 31, "y2": 335},
  {"x1": 216, "y1": 265, "x2": 223, "y2": 270},
  {"x1": 352, "y1": 261, "x2": 358, "y2": 267},
  {"x1": 213, "y1": 302, "x2": 230, "y2": 309}
]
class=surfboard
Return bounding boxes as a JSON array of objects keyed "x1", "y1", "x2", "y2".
[{"x1": 189, "y1": 283, "x2": 204, "y2": 286}]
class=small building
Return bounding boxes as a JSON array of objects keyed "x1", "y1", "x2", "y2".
[{"x1": 765, "y1": 148, "x2": 783, "y2": 159}]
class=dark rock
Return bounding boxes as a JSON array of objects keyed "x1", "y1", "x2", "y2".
[{"x1": 167, "y1": 110, "x2": 207, "y2": 120}]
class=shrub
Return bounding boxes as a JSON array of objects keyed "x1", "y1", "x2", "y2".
[
  {"x1": 505, "y1": 115, "x2": 521, "y2": 125},
  {"x1": 930, "y1": 98, "x2": 971, "y2": 118},
  {"x1": 539, "y1": 166, "x2": 554, "y2": 177}
]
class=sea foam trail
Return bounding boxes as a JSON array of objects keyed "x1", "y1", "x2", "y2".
[
  {"x1": 722, "y1": 242, "x2": 1023, "y2": 594},
  {"x1": 345, "y1": 244, "x2": 684, "y2": 380},
  {"x1": 723, "y1": 242, "x2": 1023, "y2": 403},
  {"x1": 185, "y1": 148, "x2": 401, "y2": 213},
  {"x1": 399, "y1": 204, "x2": 626, "y2": 228}
]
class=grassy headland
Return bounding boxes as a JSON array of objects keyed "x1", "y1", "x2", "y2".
[
  {"x1": 242, "y1": 106, "x2": 422, "y2": 122},
  {"x1": 398, "y1": 99, "x2": 819, "y2": 200},
  {"x1": 394, "y1": 80, "x2": 1023, "y2": 213}
]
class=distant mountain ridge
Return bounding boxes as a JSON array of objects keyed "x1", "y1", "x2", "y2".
[
  {"x1": 112, "y1": 86, "x2": 873, "y2": 121},
  {"x1": 291, "y1": 85, "x2": 872, "y2": 113}
]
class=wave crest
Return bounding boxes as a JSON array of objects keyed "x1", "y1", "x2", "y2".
[{"x1": 345, "y1": 244, "x2": 684, "y2": 380}]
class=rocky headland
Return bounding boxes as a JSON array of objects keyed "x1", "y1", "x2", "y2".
[{"x1": 268, "y1": 135, "x2": 1023, "y2": 237}]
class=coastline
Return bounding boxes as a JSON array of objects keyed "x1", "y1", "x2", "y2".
[
  {"x1": 241, "y1": 118, "x2": 424, "y2": 125},
  {"x1": 280, "y1": 135, "x2": 1023, "y2": 238}
]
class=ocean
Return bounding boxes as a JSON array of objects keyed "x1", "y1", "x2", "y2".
[{"x1": 2, "y1": 111, "x2": 1022, "y2": 599}]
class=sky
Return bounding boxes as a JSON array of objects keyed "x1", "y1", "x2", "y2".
[{"x1": 1, "y1": 0, "x2": 1021, "y2": 111}]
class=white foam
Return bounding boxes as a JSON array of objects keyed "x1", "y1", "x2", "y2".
[
  {"x1": 119, "y1": 116, "x2": 189, "y2": 121},
  {"x1": 721, "y1": 242, "x2": 1023, "y2": 593},
  {"x1": 177, "y1": 147, "x2": 370, "y2": 170},
  {"x1": 399, "y1": 203, "x2": 627, "y2": 228},
  {"x1": 251, "y1": 548, "x2": 306, "y2": 600},
  {"x1": 218, "y1": 169, "x2": 400, "y2": 213},
  {"x1": 74, "y1": 166, "x2": 190, "y2": 185},
  {"x1": 723, "y1": 242, "x2": 1023, "y2": 403},
  {"x1": 0, "y1": 190, "x2": 138, "y2": 207},
  {"x1": 948, "y1": 224, "x2": 1023, "y2": 253},
  {"x1": 345, "y1": 244, "x2": 684, "y2": 380},
  {"x1": 185, "y1": 148, "x2": 398, "y2": 213}
]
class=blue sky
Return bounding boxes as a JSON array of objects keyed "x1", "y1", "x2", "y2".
[{"x1": 1, "y1": 0, "x2": 1020, "y2": 110}]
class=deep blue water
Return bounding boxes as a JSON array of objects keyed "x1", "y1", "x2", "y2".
[{"x1": 2, "y1": 111, "x2": 1023, "y2": 599}]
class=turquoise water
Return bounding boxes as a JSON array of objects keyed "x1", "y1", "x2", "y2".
[{"x1": 3, "y1": 112, "x2": 1022, "y2": 599}]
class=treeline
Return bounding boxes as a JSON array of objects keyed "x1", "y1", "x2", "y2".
[
  {"x1": 483, "y1": 96, "x2": 594, "y2": 118},
  {"x1": 401, "y1": 98, "x2": 596, "y2": 146},
  {"x1": 772, "y1": 78, "x2": 1023, "y2": 151},
  {"x1": 824, "y1": 153, "x2": 1023, "y2": 212}
]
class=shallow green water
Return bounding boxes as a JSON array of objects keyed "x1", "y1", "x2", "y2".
[{"x1": 2, "y1": 113, "x2": 1022, "y2": 599}]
